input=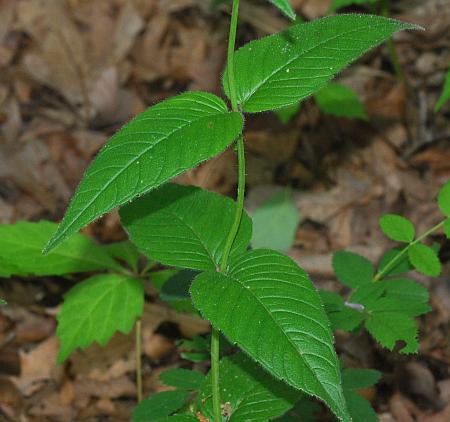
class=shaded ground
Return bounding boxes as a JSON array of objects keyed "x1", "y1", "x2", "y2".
[{"x1": 0, "y1": 0, "x2": 449, "y2": 420}]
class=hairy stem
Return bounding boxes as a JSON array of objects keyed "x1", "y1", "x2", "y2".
[
  {"x1": 374, "y1": 219, "x2": 445, "y2": 281},
  {"x1": 136, "y1": 319, "x2": 143, "y2": 403},
  {"x1": 211, "y1": 1, "x2": 243, "y2": 421}
]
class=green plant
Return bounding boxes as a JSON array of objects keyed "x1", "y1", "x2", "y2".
[
  {"x1": 0, "y1": 1, "x2": 431, "y2": 420},
  {"x1": 435, "y1": 65, "x2": 450, "y2": 112}
]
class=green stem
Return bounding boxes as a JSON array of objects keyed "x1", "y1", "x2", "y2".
[
  {"x1": 136, "y1": 319, "x2": 143, "y2": 403},
  {"x1": 381, "y1": 0, "x2": 404, "y2": 81},
  {"x1": 374, "y1": 219, "x2": 445, "y2": 281},
  {"x1": 211, "y1": 2, "x2": 243, "y2": 422}
]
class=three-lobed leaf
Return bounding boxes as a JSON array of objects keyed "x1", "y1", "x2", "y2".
[
  {"x1": 0, "y1": 221, "x2": 121, "y2": 277},
  {"x1": 223, "y1": 15, "x2": 421, "y2": 112},
  {"x1": 269, "y1": 0, "x2": 296, "y2": 20},
  {"x1": 191, "y1": 249, "x2": 350, "y2": 421},
  {"x1": 332, "y1": 251, "x2": 374, "y2": 288},
  {"x1": 408, "y1": 243, "x2": 441, "y2": 277},
  {"x1": 44, "y1": 92, "x2": 243, "y2": 253},
  {"x1": 251, "y1": 189, "x2": 300, "y2": 251},
  {"x1": 379, "y1": 214, "x2": 415, "y2": 243},
  {"x1": 197, "y1": 353, "x2": 298, "y2": 421},
  {"x1": 314, "y1": 83, "x2": 367, "y2": 120},
  {"x1": 121, "y1": 184, "x2": 252, "y2": 271},
  {"x1": 57, "y1": 274, "x2": 144, "y2": 362}
]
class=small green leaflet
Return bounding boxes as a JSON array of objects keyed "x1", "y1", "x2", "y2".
[
  {"x1": 191, "y1": 249, "x2": 350, "y2": 422},
  {"x1": 320, "y1": 291, "x2": 364, "y2": 332},
  {"x1": 0, "y1": 221, "x2": 121, "y2": 277},
  {"x1": 223, "y1": 15, "x2": 421, "y2": 112},
  {"x1": 342, "y1": 368, "x2": 380, "y2": 422},
  {"x1": 407, "y1": 243, "x2": 441, "y2": 277},
  {"x1": 435, "y1": 66, "x2": 450, "y2": 112},
  {"x1": 196, "y1": 353, "x2": 298, "y2": 421},
  {"x1": 329, "y1": 0, "x2": 376, "y2": 12},
  {"x1": 269, "y1": 0, "x2": 296, "y2": 20},
  {"x1": 379, "y1": 214, "x2": 415, "y2": 243},
  {"x1": 444, "y1": 219, "x2": 450, "y2": 240},
  {"x1": 132, "y1": 390, "x2": 188, "y2": 422},
  {"x1": 275, "y1": 102, "x2": 300, "y2": 123},
  {"x1": 314, "y1": 83, "x2": 367, "y2": 120},
  {"x1": 438, "y1": 179, "x2": 450, "y2": 217},
  {"x1": 121, "y1": 184, "x2": 252, "y2": 271},
  {"x1": 251, "y1": 189, "x2": 300, "y2": 251},
  {"x1": 0, "y1": 298, "x2": 6, "y2": 305},
  {"x1": 103, "y1": 240, "x2": 140, "y2": 272},
  {"x1": 57, "y1": 274, "x2": 144, "y2": 362},
  {"x1": 160, "y1": 368, "x2": 204, "y2": 391},
  {"x1": 350, "y1": 278, "x2": 430, "y2": 353},
  {"x1": 44, "y1": 92, "x2": 243, "y2": 253},
  {"x1": 332, "y1": 251, "x2": 374, "y2": 288}
]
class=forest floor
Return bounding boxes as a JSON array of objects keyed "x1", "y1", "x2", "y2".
[{"x1": 0, "y1": 0, "x2": 449, "y2": 421}]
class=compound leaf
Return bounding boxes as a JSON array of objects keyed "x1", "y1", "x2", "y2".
[
  {"x1": 160, "y1": 368, "x2": 204, "y2": 391},
  {"x1": 269, "y1": 0, "x2": 296, "y2": 20},
  {"x1": 438, "y1": 179, "x2": 450, "y2": 217},
  {"x1": 435, "y1": 67, "x2": 450, "y2": 112},
  {"x1": 314, "y1": 83, "x2": 367, "y2": 120},
  {"x1": 191, "y1": 249, "x2": 350, "y2": 421},
  {"x1": 251, "y1": 190, "x2": 299, "y2": 251},
  {"x1": 197, "y1": 353, "x2": 298, "y2": 422},
  {"x1": 132, "y1": 390, "x2": 188, "y2": 422},
  {"x1": 0, "y1": 221, "x2": 121, "y2": 277},
  {"x1": 379, "y1": 214, "x2": 415, "y2": 243},
  {"x1": 57, "y1": 274, "x2": 144, "y2": 362},
  {"x1": 408, "y1": 243, "x2": 441, "y2": 277},
  {"x1": 223, "y1": 15, "x2": 421, "y2": 112},
  {"x1": 45, "y1": 92, "x2": 243, "y2": 253},
  {"x1": 121, "y1": 184, "x2": 252, "y2": 271},
  {"x1": 332, "y1": 251, "x2": 374, "y2": 288}
]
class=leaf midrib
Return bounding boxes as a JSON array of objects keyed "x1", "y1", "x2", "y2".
[{"x1": 224, "y1": 270, "x2": 339, "y2": 411}]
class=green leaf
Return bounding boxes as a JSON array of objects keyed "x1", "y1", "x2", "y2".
[
  {"x1": 177, "y1": 336, "x2": 210, "y2": 363},
  {"x1": 341, "y1": 368, "x2": 381, "y2": 390},
  {"x1": 274, "y1": 398, "x2": 321, "y2": 422},
  {"x1": 381, "y1": 279, "x2": 430, "y2": 316},
  {"x1": 191, "y1": 249, "x2": 350, "y2": 421},
  {"x1": 103, "y1": 240, "x2": 140, "y2": 272},
  {"x1": 121, "y1": 184, "x2": 251, "y2": 271},
  {"x1": 444, "y1": 218, "x2": 450, "y2": 240},
  {"x1": 132, "y1": 390, "x2": 188, "y2": 422},
  {"x1": 314, "y1": 83, "x2": 367, "y2": 120},
  {"x1": 269, "y1": 0, "x2": 296, "y2": 20},
  {"x1": 344, "y1": 391, "x2": 377, "y2": 422},
  {"x1": 150, "y1": 269, "x2": 179, "y2": 292},
  {"x1": 223, "y1": 15, "x2": 421, "y2": 113},
  {"x1": 0, "y1": 221, "x2": 121, "y2": 277},
  {"x1": 329, "y1": 0, "x2": 375, "y2": 12},
  {"x1": 320, "y1": 291, "x2": 364, "y2": 332},
  {"x1": 438, "y1": 179, "x2": 450, "y2": 217},
  {"x1": 158, "y1": 416, "x2": 197, "y2": 422},
  {"x1": 379, "y1": 214, "x2": 415, "y2": 243},
  {"x1": 408, "y1": 243, "x2": 441, "y2": 276},
  {"x1": 160, "y1": 270, "x2": 197, "y2": 314},
  {"x1": 197, "y1": 353, "x2": 298, "y2": 422},
  {"x1": 160, "y1": 368, "x2": 204, "y2": 391},
  {"x1": 57, "y1": 274, "x2": 144, "y2": 362},
  {"x1": 0, "y1": 298, "x2": 6, "y2": 305},
  {"x1": 378, "y1": 247, "x2": 412, "y2": 277},
  {"x1": 251, "y1": 190, "x2": 300, "y2": 251},
  {"x1": 44, "y1": 92, "x2": 244, "y2": 253},
  {"x1": 435, "y1": 67, "x2": 450, "y2": 112},
  {"x1": 332, "y1": 251, "x2": 374, "y2": 288},
  {"x1": 274, "y1": 102, "x2": 300, "y2": 123}
]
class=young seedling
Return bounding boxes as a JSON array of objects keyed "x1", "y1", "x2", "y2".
[{"x1": 4, "y1": 0, "x2": 423, "y2": 420}]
